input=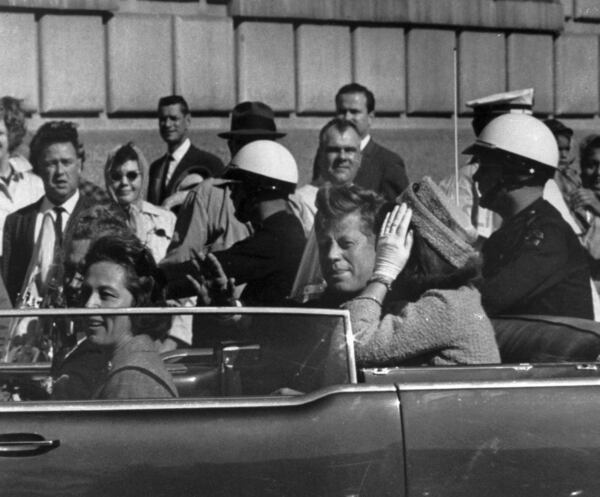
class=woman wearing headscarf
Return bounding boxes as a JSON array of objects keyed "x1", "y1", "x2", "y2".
[{"x1": 104, "y1": 142, "x2": 176, "y2": 263}]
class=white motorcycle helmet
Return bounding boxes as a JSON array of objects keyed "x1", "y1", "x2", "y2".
[
  {"x1": 463, "y1": 113, "x2": 559, "y2": 172},
  {"x1": 225, "y1": 140, "x2": 298, "y2": 195}
]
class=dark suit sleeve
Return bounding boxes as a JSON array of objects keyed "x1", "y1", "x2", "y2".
[
  {"x1": 2, "y1": 214, "x2": 15, "y2": 304},
  {"x1": 381, "y1": 150, "x2": 409, "y2": 201},
  {"x1": 147, "y1": 158, "x2": 164, "y2": 205}
]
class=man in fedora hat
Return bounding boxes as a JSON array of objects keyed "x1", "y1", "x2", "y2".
[
  {"x1": 218, "y1": 101, "x2": 286, "y2": 155},
  {"x1": 147, "y1": 95, "x2": 224, "y2": 208},
  {"x1": 160, "y1": 101, "x2": 291, "y2": 300}
]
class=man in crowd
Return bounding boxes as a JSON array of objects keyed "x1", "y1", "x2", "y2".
[
  {"x1": 160, "y1": 101, "x2": 291, "y2": 296},
  {"x1": 2, "y1": 121, "x2": 96, "y2": 305},
  {"x1": 291, "y1": 118, "x2": 364, "y2": 301},
  {"x1": 147, "y1": 95, "x2": 224, "y2": 207},
  {"x1": 189, "y1": 140, "x2": 306, "y2": 307},
  {"x1": 1, "y1": 96, "x2": 110, "y2": 204},
  {"x1": 440, "y1": 89, "x2": 533, "y2": 238},
  {"x1": 331, "y1": 83, "x2": 408, "y2": 201},
  {"x1": 465, "y1": 113, "x2": 594, "y2": 318},
  {"x1": 441, "y1": 89, "x2": 581, "y2": 238}
]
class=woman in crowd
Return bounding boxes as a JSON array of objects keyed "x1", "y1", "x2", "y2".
[
  {"x1": 104, "y1": 142, "x2": 176, "y2": 262},
  {"x1": 314, "y1": 180, "x2": 500, "y2": 366},
  {"x1": 81, "y1": 233, "x2": 177, "y2": 399}
]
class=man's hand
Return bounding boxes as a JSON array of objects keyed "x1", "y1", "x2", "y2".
[
  {"x1": 571, "y1": 188, "x2": 600, "y2": 216},
  {"x1": 186, "y1": 252, "x2": 237, "y2": 306}
]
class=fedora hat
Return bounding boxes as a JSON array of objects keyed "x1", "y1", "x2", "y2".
[{"x1": 219, "y1": 101, "x2": 286, "y2": 139}]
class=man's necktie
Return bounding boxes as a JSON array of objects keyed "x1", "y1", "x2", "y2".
[
  {"x1": 53, "y1": 206, "x2": 65, "y2": 247},
  {"x1": 163, "y1": 154, "x2": 175, "y2": 188}
]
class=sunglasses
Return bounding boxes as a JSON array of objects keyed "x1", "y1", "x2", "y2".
[{"x1": 110, "y1": 171, "x2": 140, "y2": 182}]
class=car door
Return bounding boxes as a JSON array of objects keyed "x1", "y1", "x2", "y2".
[
  {"x1": 393, "y1": 366, "x2": 600, "y2": 497},
  {"x1": 0, "y1": 308, "x2": 405, "y2": 497}
]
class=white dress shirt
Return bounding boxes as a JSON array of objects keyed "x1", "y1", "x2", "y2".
[
  {"x1": 34, "y1": 190, "x2": 80, "y2": 243},
  {"x1": 165, "y1": 138, "x2": 191, "y2": 186}
]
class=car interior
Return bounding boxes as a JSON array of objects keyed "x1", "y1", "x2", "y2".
[{"x1": 1, "y1": 308, "x2": 600, "y2": 401}]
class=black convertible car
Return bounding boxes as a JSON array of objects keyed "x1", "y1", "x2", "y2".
[{"x1": 1, "y1": 307, "x2": 600, "y2": 497}]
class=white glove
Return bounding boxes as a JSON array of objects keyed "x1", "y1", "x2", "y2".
[{"x1": 372, "y1": 203, "x2": 413, "y2": 286}]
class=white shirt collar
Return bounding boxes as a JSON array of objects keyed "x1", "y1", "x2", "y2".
[
  {"x1": 40, "y1": 189, "x2": 80, "y2": 215},
  {"x1": 170, "y1": 138, "x2": 191, "y2": 163},
  {"x1": 360, "y1": 134, "x2": 371, "y2": 151}
]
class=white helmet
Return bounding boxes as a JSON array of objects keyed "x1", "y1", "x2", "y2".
[
  {"x1": 463, "y1": 113, "x2": 558, "y2": 170},
  {"x1": 225, "y1": 140, "x2": 298, "y2": 194}
]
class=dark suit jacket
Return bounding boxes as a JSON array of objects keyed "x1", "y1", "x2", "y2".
[
  {"x1": 354, "y1": 139, "x2": 409, "y2": 201},
  {"x1": 2, "y1": 193, "x2": 95, "y2": 305},
  {"x1": 147, "y1": 144, "x2": 224, "y2": 206}
]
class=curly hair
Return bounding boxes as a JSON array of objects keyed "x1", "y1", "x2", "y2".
[
  {"x1": 0, "y1": 96, "x2": 27, "y2": 153},
  {"x1": 29, "y1": 121, "x2": 85, "y2": 172},
  {"x1": 83, "y1": 233, "x2": 171, "y2": 340},
  {"x1": 315, "y1": 183, "x2": 386, "y2": 238}
]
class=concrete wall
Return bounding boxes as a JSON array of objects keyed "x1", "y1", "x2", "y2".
[{"x1": 1, "y1": 0, "x2": 600, "y2": 188}]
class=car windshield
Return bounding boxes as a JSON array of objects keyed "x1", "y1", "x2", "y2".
[{"x1": 0, "y1": 307, "x2": 354, "y2": 401}]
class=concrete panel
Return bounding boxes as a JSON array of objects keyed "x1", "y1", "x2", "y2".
[
  {"x1": 555, "y1": 34, "x2": 599, "y2": 115},
  {"x1": 107, "y1": 14, "x2": 173, "y2": 113},
  {"x1": 175, "y1": 17, "x2": 235, "y2": 112},
  {"x1": 407, "y1": 29, "x2": 455, "y2": 114},
  {"x1": 231, "y1": 0, "x2": 564, "y2": 31},
  {"x1": 237, "y1": 21, "x2": 295, "y2": 112},
  {"x1": 561, "y1": 0, "x2": 573, "y2": 18},
  {"x1": 352, "y1": 27, "x2": 405, "y2": 114},
  {"x1": 458, "y1": 31, "x2": 506, "y2": 113},
  {"x1": 0, "y1": 13, "x2": 38, "y2": 110},
  {"x1": 40, "y1": 15, "x2": 105, "y2": 113},
  {"x1": 575, "y1": 0, "x2": 600, "y2": 20},
  {"x1": 507, "y1": 34, "x2": 553, "y2": 115},
  {"x1": 296, "y1": 24, "x2": 351, "y2": 113}
]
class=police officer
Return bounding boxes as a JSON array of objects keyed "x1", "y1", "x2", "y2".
[
  {"x1": 190, "y1": 140, "x2": 307, "y2": 307},
  {"x1": 464, "y1": 113, "x2": 594, "y2": 319}
]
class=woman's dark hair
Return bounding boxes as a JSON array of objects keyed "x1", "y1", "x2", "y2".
[
  {"x1": 109, "y1": 142, "x2": 140, "y2": 173},
  {"x1": 393, "y1": 231, "x2": 482, "y2": 302},
  {"x1": 84, "y1": 233, "x2": 171, "y2": 339}
]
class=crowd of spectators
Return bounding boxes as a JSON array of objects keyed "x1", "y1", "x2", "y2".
[{"x1": 0, "y1": 82, "x2": 599, "y2": 399}]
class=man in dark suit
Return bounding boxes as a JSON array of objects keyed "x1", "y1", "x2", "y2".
[
  {"x1": 2, "y1": 121, "x2": 96, "y2": 305},
  {"x1": 334, "y1": 83, "x2": 409, "y2": 201},
  {"x1": 147, "y1": 95, "x2": 224, "y2": 207}
]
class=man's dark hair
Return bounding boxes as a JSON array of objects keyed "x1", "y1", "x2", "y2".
[
  {"x1": 84, "y1": 233, "x2": 171, "y2": 339},
  {"x1": 1, "y1": 96, "x2": 27, "y2": 153},
  {"x1": 580, "y1": 135, "x2": 600, "y2": 167},
  {"x1": 158, "y1": 95, "x2": 190, "y2": 115},
  {"x1": 29, "y1": 121, "x2": 85, "y2": 172},
  {"x1": 335, "y1": 83, "x2": 376, "y2": 113},
  {"x1": 315, "y1": 184, "x2": 385, "y2": 238}
]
